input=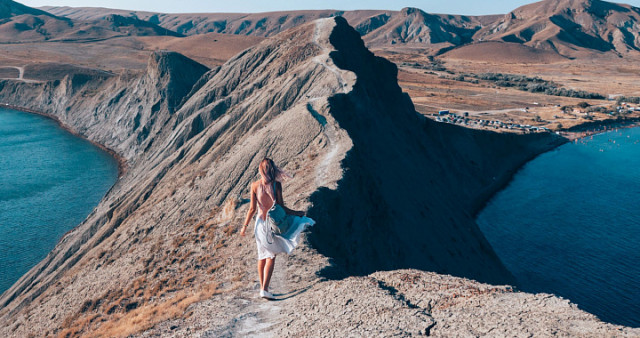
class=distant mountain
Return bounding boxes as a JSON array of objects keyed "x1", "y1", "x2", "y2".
[
  {"x1": 361, "y1": 8, "x2": 488, "y2": 47},
  {"x1": 0, "y1": 0, "x2": 180, "y2": 43},
  {"x1": 40, "y1": 6, "x2": 496, "y2": 52},
  {"x1": 41, "y1": 7, "x2": 380, "y2": 37},
  {"x1": 474, "y1": 0, "x2": 640, "y2": 56},
  {"x1": 0, "y1": 0, "x2": 54, "y2": 18},
  {"x1": 0, "y1": 0, "x2": 74, "y2": 42},
  {"x1": 36, "y1": 0, "x2": 640, "y2": 57}
]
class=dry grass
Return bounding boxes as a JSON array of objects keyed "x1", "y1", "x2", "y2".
[
  {"x1": 53, "y1": 197, "x2": 246, "y2": 337},
  {"x1": 136, "y1": 33, "x2": 264, "y2": 68},
  {"x1": 58, "y1": 282, "x2": 221, "y2": 338},
  {"x1": 215, "y1": 198, "x2": 237, "y2": 224}
]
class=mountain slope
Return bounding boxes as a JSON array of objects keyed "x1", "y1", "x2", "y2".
[
  {"x1": 0, "y1": 0, "x2": 74, "y2": 42},
  {"x1": 475, "y1": 0, "x2": 640, "y2": 56},
  {"x1": 41, "y1": 0, "x2": 640, "y2": 58},
  {"x1": 2, "y1": 15, "x2": 632, "y2": 337},
  {"x1": 40, "y1": 7, "x2": 348, "y2": 36},
  {"x1": 40, "y1": 5, "x2": 495, "y2": 51},
  {"x1": 0, "y1": 0, "x2": 180, "y2": 43},
  {"x1": 361, "y1": 7, "x2": 483, "y2": 50},
  {"x1": 1, "y1": 0, "x2": 56, "y2": 18}
]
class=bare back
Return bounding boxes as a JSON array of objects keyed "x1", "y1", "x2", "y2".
[{"x1": 253, "y1": 180, "x2": 281, "y2": 220}]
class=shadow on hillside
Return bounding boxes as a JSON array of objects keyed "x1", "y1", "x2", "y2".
[{"x1": 303, "y1": 17, "x2": 520, "y2": 286}]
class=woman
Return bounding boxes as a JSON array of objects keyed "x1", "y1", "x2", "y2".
[{"x1": 240, "y1": 158, "x2": 315, "y2": 299}]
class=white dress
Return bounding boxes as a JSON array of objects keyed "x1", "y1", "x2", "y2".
[{"x1": 254, "y1": 206, "x2": 315, "y2": 260}]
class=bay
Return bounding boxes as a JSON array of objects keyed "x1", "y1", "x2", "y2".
[
  {"x1": 0, "y1": 108, "x2": 118, "y2": 294},
  {"x1": 477, "y1": 126, "x2": 640, "y2": 327}
]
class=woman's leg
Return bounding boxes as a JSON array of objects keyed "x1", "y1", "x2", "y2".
[
  {"x1": 262, "y1": 256, "x2": 276, "y2": 291},
  {"x1": 258, "y1": 259, "x2": 266, "y2": 289}
]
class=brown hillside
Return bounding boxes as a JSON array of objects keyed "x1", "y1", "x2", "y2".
[
  {"x1": 475, "y1": 0, "x2": 640, "y2": 56},
  {"x1": 0, "y1": 0, "x2": 74, "y2": 43},
  {"x1": 136, "y1": 33, "x2": 264, "y2": 67},
  {"x1": 362, "y1": 7, "x2": 483, "y2": 48},
  {"x1": 0, "y1": 0, "x2": 180, "y2": 43},
  {"x1": 40, "y1": 6, "x2": 498, "y2": 52},
  {"x1": 41, "y1": 1, "x2": 640, "y2": 59},
  {"x1": 443, "y1": 41, "x2": 568, "y2": 63}
]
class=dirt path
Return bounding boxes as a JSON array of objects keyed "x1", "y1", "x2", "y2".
[
  {"x1": 309, "y1": 19, "x2": 352, "y2": 189},
  {"x1": 227, "y1": 18, "x2": 351, "y2": 337},
  {"x1": 312, "y1": 19, "x2": 349, "y2": 94},
  {"x1": 233, "y1": 255, "x2": 290, "y2": 337},
  {"x1": 15, "y1": 66, "x2": 24, "y2": 80}
]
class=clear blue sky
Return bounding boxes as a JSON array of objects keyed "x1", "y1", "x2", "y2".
[{"x1": 18, "y1": 0, "x2": 640, "y2": 16}]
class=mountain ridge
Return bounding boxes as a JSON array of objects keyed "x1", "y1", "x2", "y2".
[
  {"x1": 475, "y1": 0, "x2": 640, "y2": 56},
  {"x1": 0, "y1": 0, "x2": 181, "y2": 43},
  {"x1": 39, "y1": 0, "x2": 640, "y2": 57}
]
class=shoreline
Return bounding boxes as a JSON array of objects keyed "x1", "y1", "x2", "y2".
[
  {"x1": 0, "y1": 103, "x2": 127, "y2": 177},
  {"x1": 560, "y1": 117, "x2": 640, "y2": 141},
  {"x1": 471, "y1": 116, "x2": 640, "y2": 218},
  {"x1": 473, "y1": 119, "x2": 640, "y2": 328}
]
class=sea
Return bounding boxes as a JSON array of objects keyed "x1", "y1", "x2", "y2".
[
  {"x1": 477, "y1": 126, "x2": 640, "y2": 327},
  {"x1": 0, "y1": 108, "x2": 118, "y2": 294}
]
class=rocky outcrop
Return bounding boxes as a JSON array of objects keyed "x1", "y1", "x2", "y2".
[
  {"x1": 277, "y1": 269, "x2": 640, "y2": 336},
  {"x1": 0, "y1": 16, "x2": 634, "y2": 337}
]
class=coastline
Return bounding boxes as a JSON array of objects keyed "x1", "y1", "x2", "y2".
[
  {"x1": 0, "y1": 103, "x2": 127, "y2": 177},
  {"x1": 561, "y1": 117, "x2": 640, "y2": 141},
  {"x1": 475, "y1": 121, "x2": 640, "y2": 328},
  {"x1": 471, "y1": 116, "x2": 640, "y2": 218}
]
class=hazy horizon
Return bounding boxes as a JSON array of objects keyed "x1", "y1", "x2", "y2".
[{"x1": 18, "y1": 0, "x2": 640, "y2": 16}]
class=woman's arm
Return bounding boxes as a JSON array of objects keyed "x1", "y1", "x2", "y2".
[
  {"x1": 240, "y1": 182, "x2": 257, "y2": 236},
  {"x1": 275, "y1": 181, "x2": 305, "y2": 217}
]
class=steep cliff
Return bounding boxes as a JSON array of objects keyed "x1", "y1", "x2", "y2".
[{"x1": 0, "y1": 16, "x2": 634, "y2": 337}]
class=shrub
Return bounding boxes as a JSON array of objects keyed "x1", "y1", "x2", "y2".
[{"x1": 577, "y1": 102, "x2": 590, "y2": 108}]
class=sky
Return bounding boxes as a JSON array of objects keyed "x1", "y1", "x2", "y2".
[{"x1": 18, "y1": 0, "x2": 640, "y2": 16}]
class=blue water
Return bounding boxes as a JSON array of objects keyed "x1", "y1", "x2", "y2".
[
  {"x1": 0, "y1": 108, "x2": 118, "y2": 294},
  {"x1": 477, "y1": 127, "x2": 640, "y2": 327}
]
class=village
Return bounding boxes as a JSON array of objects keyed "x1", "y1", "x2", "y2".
[
  {"x1": 434, "y1": 109, "x2": 554, "y2": 133},
  {"x1": 432, "y1": 101, "x2": 640, "y2": 134}
]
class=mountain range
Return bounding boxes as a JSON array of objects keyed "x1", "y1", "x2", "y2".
[
  {"x1": 0, "y1": 0, "x2": 179, "y2": 43},
  {"x1": 36, "y1": 0, "x2": 640, "y2": 57}
]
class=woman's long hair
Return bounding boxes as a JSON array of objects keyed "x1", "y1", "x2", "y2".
[
  {"x1": 259, "y1": 158, "x2": 292, "y2": 184},
  {"x1": 259, "y1": 158, "x2": 277, "y2": 184}
]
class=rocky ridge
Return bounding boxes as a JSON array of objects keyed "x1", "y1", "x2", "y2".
[{"x1": 0, "y1": 16, "x2": 637, "y2": 337}]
